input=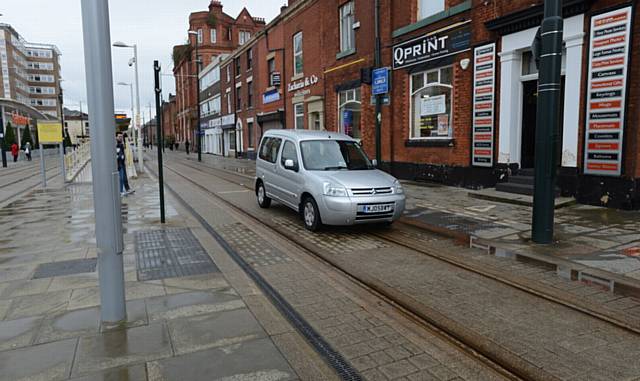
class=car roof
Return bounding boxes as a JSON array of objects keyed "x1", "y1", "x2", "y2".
[{"x1": 262, "y1": 129, "x2": 355, "y2": 143}]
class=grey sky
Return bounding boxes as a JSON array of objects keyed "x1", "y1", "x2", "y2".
[{"x1": 1, "y1": 0, "x2": 281, "y2": 119}]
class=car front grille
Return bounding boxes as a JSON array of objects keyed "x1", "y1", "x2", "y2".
[{"x1": 350, "y1": 187, "x2": 393, "y2": 196}]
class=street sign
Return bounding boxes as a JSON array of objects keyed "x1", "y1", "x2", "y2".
[
  {"x1": 372, "y1": 67, "x2": 389, "y2": 95},
  {"x1": 370, "y1": 94, "x2": 390, "y2": 105},
  {"x1": 270, "y1": 72, "x2": 281, "y2": 87},
  {"x1": 36, "y1": 121, "x2": 63, "y2": 143}
]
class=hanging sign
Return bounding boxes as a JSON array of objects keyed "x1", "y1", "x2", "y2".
[
  {"x1": 584, "y1": 6, "x2": 632, "y2": 176},
  {"x1": 472, "y1": 43, "x2": 496, "y2": 167},
  {"x1": 392, "y1": 24, "x2": 471, "y2": 70}
]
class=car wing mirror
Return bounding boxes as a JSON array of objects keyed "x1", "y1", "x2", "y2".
[
  {"x1": 284, "y1": 159, "x2": 298, "y2": 171},
  {"x1": 371, "y1": 159, "x2": 378, "y2": 167}
]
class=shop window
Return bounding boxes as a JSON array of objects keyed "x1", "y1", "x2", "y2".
[
  {"x1": 411, "y1": 66, "x2": 453, "y2": 139},
  {"x1": 340, "y1": 1, "x2": 355, "y2": 53},
  {"x1": 339, "y1": 87, "x2": 361, "y2": 139},
  {"x1": 418, "y1": 0, "x2": 445, "y2": 20},
  {"x1": 294, "y1": 103, "x2": 304, "y2": 129},
  {"x1": 293, "y1": 32, "x2": 303, "y2": 76}
]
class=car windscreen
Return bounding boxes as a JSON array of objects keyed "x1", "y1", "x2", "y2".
[{"x1": 300, "y1": 140, "x2": 374, "y2": 171}]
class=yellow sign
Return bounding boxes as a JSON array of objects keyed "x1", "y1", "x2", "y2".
[{"x1": 37, "y1": 121, "x2": 63, "y2": 143}]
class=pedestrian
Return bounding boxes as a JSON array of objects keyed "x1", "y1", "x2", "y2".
[
  {"x1": 24, "y1": 142, "x2": 32, "y2": 161},
  {"x1": 116, "y1": 134, "x2": 134, "y2": 196},
  {"x1": 10, "y1": 142, "x2": 19, "y2": 162},
  {"x1": 185, "y1": 140, "x2": 190, "y2": 155}
]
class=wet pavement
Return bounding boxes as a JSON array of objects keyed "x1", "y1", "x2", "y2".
[
  {"x1": 0, "y1": 166, "x2": 302, "y2": 380},
  {"x1": 183, "y1": 152, "x2": 640, "y2": 283}
]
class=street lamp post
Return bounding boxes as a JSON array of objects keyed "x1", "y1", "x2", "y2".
[
  {"x1": 187, "y1": 30, "x2": 202, "y2": 162},
  {"x1": 113, "y1": 41, "x2": 143, "y2": 173}
]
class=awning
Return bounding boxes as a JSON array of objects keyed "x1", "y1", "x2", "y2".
[{"x1": 257, "y1": 110, "x2": 285, "y2": 125}]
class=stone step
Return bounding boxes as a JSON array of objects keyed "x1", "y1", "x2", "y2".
[
  {"x1": 496, "y1": 182, "x2": 534, "y2": 196},
  {"x1": 509, "y1": 175, "x2": 535, "y2": 186},
  {"x1": 518, "y1": 168, "x2": 536, "y2": 177}
]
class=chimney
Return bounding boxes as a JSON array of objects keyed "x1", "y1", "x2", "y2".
[
  {"x1": 209, "y1": 1, "x2": 223, "y2": 13},
  {"x1": 280, "y1": 5, "x2": 288, "y2": 13}
]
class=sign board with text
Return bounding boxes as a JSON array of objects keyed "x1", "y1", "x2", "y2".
[
  {"x1": 37, "y1": 121, "x2": 63, "y2": 144},
  {"x1": 472, "y1": 43, "x2": 496, "y2": 167},
  {"x1": 583, "y1": 6, "x2": 632, "y2": 176},
  {"x1": 372, "y1": 67, "x2": 389, "y2": 95},
  {"x1": 392, "y1": 24, "x2": 471, "y2": 70}
]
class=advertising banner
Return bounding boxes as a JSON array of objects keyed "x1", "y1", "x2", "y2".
[
  {"x1": 471, "y1": 43, "x2": 496, "y2": 167},
  {"x1": 583, "y1": 6, "x2": 632, "y2": 176},
  {"x1": 392, "y1": 24, "x2": 471, "y2": 70}
]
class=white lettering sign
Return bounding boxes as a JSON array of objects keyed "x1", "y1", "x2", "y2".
[{"x1": 287, "y1": 75, "x2": 319, "y2": 92}]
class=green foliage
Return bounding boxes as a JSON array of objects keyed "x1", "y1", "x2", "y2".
[
  {"x1": 207, "y1": 14, "x2": 217, "y2": 28},
  {"x1": 21, "y1": 126, "x2": 33, "y2": 148},
  {"x1": 172, "y1": 43, "x2": 193, "y2": 68},
  {"x1": 33, "y1": 122, "x2": 39, "y2": 147},
  {"x1": 3, "y1": 122, "x2": 15, "y2": 151}
]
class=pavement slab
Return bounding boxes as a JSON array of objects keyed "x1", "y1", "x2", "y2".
[
  {"x1": 0, "y1": 338, "x2": 77, "y2": 381},
  {"x1": 68, "y1": 364, "x2": 148, "y2": 381}
]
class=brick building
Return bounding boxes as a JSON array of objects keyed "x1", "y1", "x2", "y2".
[
  {"x1": 161, "y1": 94, "x2": 177, "y2": 148},
  {"x1": 172, "y1": 1, "x2": 265, "y2": 149}
]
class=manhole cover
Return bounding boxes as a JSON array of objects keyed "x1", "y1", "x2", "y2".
[
  {"x1": 135, "y1": 228, "x2": 218, "y2": 281},
  {"x1": 33, "y1": 258, "x2": 97, "y2": 279}
]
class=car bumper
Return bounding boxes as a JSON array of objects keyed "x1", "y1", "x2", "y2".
[{"x1": 317, "y1": 194, "x2": 406, "y2": 225}]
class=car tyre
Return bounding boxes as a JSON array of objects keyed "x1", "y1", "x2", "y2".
[
  {"x1": 302, "y1": 196, "x2": 322, "y2": 231},
  {"x1": 256, "y1": 182, "x2": 271, "y2": 208}
]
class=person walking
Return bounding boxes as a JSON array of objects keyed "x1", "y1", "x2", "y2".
[
  {"x1": 116, "y1": 134, "x2": 134, "y2": 196},
  {"x1": 24, "y1": 142, "x2": 32, "y2": 161},
  {"x1": 10, "y1": 142, "x2": 19, "y2": 163},
  {"x1": 185, "y1": 140, "x2": 190, "y2": 155}
]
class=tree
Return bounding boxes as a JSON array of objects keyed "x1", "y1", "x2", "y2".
[
  {"x1": 3, "y1": 122, "x2": 15, "y2": 151},
  {"x1": 63, "y1": 129, "x2": 73, "y2": 148},
  {"x1": 21, "y1": 125, "x2": 34, "y2": 148},
  {"x1": 33, "y1": 121, "x2": 39, "y2": 147}
]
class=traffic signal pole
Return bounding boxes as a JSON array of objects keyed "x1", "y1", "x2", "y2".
[
  {"x1": 80, "y1": 0, "x2": 126, "y2": 325},
  {"x1": 532, "y1": 0, "x2": 564, "y2": 244}
]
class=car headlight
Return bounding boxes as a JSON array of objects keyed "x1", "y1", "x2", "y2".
[
  {"x1": 323, "y1": 182, "x2": 348, "y2": 197},
  {"x1": 393, "y1": 180, "x2": 404, "y2": 194}
]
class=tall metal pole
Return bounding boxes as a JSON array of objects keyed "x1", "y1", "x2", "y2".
[
  {"x1": 154, "y1": 60, "x2": 166, "y2": 223},
  {"x1": 133, "y1": 44, "x2": 144, "y2": 173},
  {"x1": 373, "y1": 0, "x2": 382, "y2": 164},
  {"x1": 39, "y1": 143, "x2": 46, "y2": 187},
  {"x1": 532, "y1": 0, "x2": 564, "y2": 244},
  {"x1": 0, "y1": 105, "x2": 6, "y2": 168},
  {"x1": 80, "y1": 0, "x2": 126, "y2": 325}
]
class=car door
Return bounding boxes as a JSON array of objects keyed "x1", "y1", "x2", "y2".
[
  {"x1": 276, "y1": 140, "x2": 303, "y2": 208},
  {"x1": 258, "y1": 137, "x2": 283, "y2": 201}
]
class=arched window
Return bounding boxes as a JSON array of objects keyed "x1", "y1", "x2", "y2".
[
  {"x1": 410, "y1": 66, "x2": 453, "y2": 139},
  {"x1": 338, "y1": 87, "x2": 361, "y2": 139}
]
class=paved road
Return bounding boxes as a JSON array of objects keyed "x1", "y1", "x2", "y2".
[{"x1": 158, "y1": 153, "x2": 640, "y2": 381}]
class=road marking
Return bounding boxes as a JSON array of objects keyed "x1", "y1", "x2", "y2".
[{"x1": 217, "y1": 190, "x2": 251, "y2": 194}]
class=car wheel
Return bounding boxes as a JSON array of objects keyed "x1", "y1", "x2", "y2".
[
  {"x1": 256, "y1": 182, "x2": 271, "y2": 208},
  {"x1": 302, "y1": 197, "x2": 322, "y2": 231}
]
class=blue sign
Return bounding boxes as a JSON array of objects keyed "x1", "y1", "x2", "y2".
[
  {"x1": 263, "y1": 89, "x2": 280, "y2": 104},
  {"x1": 372, "y1": 67, "x2": 389, "y2": 95}
]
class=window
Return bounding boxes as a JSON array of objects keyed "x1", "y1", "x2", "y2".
[
  {"x1": 210, "y1": 28, "x2": 217, "y2": 44},
  {"x1": 227, "y1": 27, "x2": 232, "y2": 41},
  {"x1": 293, "y1": 32, "x2": 303, "y2": 76},
  {"x1": 418, "y1": 0, "x2": 445, "y2": 20},
  {"x1": 410, "y1": 66, "x2": 453, "y2": 139},
  {"x1": 259, "y1": 137, "x2": 282, "y2": 163},
  {"x1": 280, "y1": 141, "x2": 298, "y2": 168},
  {"x1": 226, "y1": 92, "x2": 232, "y2": 114},
  {"x1": 212, "y1": 95, "x2": 221, "y2": 115},
  {"x1": 247, "y1": 122, "x2": 254, "y2": 148},
  {"x1": 338, "y1": 87, "x2": 362, "y2": 139},
  {"x1": 239, "y1": 31, "x2": 251, "y2": 45},
  {"x1": 197, "y1": 29, "x2": 203, "y2": 44},
  {"x1": 340, "y1": 1, "x2": 355, "y2": 53},
  {"x1": 247, "y1": 81, "x2": 254, "y2": 108},
  {"x1": 235, "y1": 58, "x2": 241, "y2": 76},
  {"x1": 229, "y1": 130, "x2": 236, "y2": 150},
  {"x1": 226, "y1": 66, "x2": 230, "y2": 82},
  {"x1": 268, "y1": 58, "x2": 275, "y2": 75},
  {"x1": 247, "y1": 48, "x2": 253, "y2": 70},
  {"x1": 294, "y1": 103, "x2": 304, "y2": 129},
  {"x1": 300, "y1": 140, "x2": 373, "y2": 171},
  {"x1": 235, "y1": 86, "x2": 242, "y2": 111}
]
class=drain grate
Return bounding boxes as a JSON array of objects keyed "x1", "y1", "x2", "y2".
[
  {"x1": 135, "y1": 228, "x2": 218, "y2": 281},
  {"x1": 410, "y1": 210, "x2": 503, "y2": 234},
  {"x1": 33, "y1": 258, "x2": 97, "y2": 279}
]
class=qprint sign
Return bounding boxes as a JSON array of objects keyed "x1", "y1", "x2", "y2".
[
  {"x1": 472, "y1": 43, "x2": 496, "y2": 167},
  {"x1": 392, "y1": 24, "x2": 471, "y2": 70},
  {"x1": 584, "y1": 6, "x2": 632, "y2": 176}
]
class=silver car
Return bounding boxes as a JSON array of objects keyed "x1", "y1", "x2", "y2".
[{"x1": 255, "y1": 130, "x2": 406, "y2": 231}]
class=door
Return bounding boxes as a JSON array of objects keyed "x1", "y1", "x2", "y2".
[
  {"x1": 276, "y1": 140, "x2": 302, "y2": 208},
  {"x1": 520, "y1": 78, "x2": 565, "y2": 169},
  {"x1": 258, "y1": 137, "x2": 284, "y2": 201}
]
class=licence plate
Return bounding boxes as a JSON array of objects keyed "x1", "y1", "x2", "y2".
[{"x1": 361, "y1": 204, "x2": 394, "y2": 214}]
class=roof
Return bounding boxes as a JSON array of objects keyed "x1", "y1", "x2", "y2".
[{"x1": 263, "y1": 129, "x2": 355, "y2": 142}]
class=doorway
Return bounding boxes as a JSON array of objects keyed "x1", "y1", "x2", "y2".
[{"x1": 520, "y1": 78, "x2": 565, "y2": 169}]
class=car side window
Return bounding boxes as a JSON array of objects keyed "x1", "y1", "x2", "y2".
[
  {"x1": 258, "y1": 137, "x2": 282, "y2": 164},
  {"x1": 280, "y1": 140, "x2": 298, "y2": 168}
]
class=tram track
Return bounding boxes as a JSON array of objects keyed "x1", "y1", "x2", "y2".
[
  {"x1": 0, "y1": 163, "x2": 62, "y2": 206},
  {"x1": 152, "y1": 158, "x2": 532, "y2": 381}
]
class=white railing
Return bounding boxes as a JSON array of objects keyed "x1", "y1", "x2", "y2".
[{"x1": 65, "y1": 142, "x2": 91, "y2": 182}]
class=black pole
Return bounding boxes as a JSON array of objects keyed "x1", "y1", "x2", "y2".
[
  {"x1": 59, "y1": 86, "x2": 66, "y2": 154},
  {"x1": 154, "y1": 60, "x2": 166, "y2": 224},
  {"x1": 532, "y1": 0, "x2": 563, "y2": 244},
  {"x1": 0, "y1": 107, "x2": 6, "y2": 168},
  {"x1": 195, "y1": 42, "x2": 202, "y2": 162},
  {"x1": 373, "y1": 0, "x2": 382, "y2": 164}
]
